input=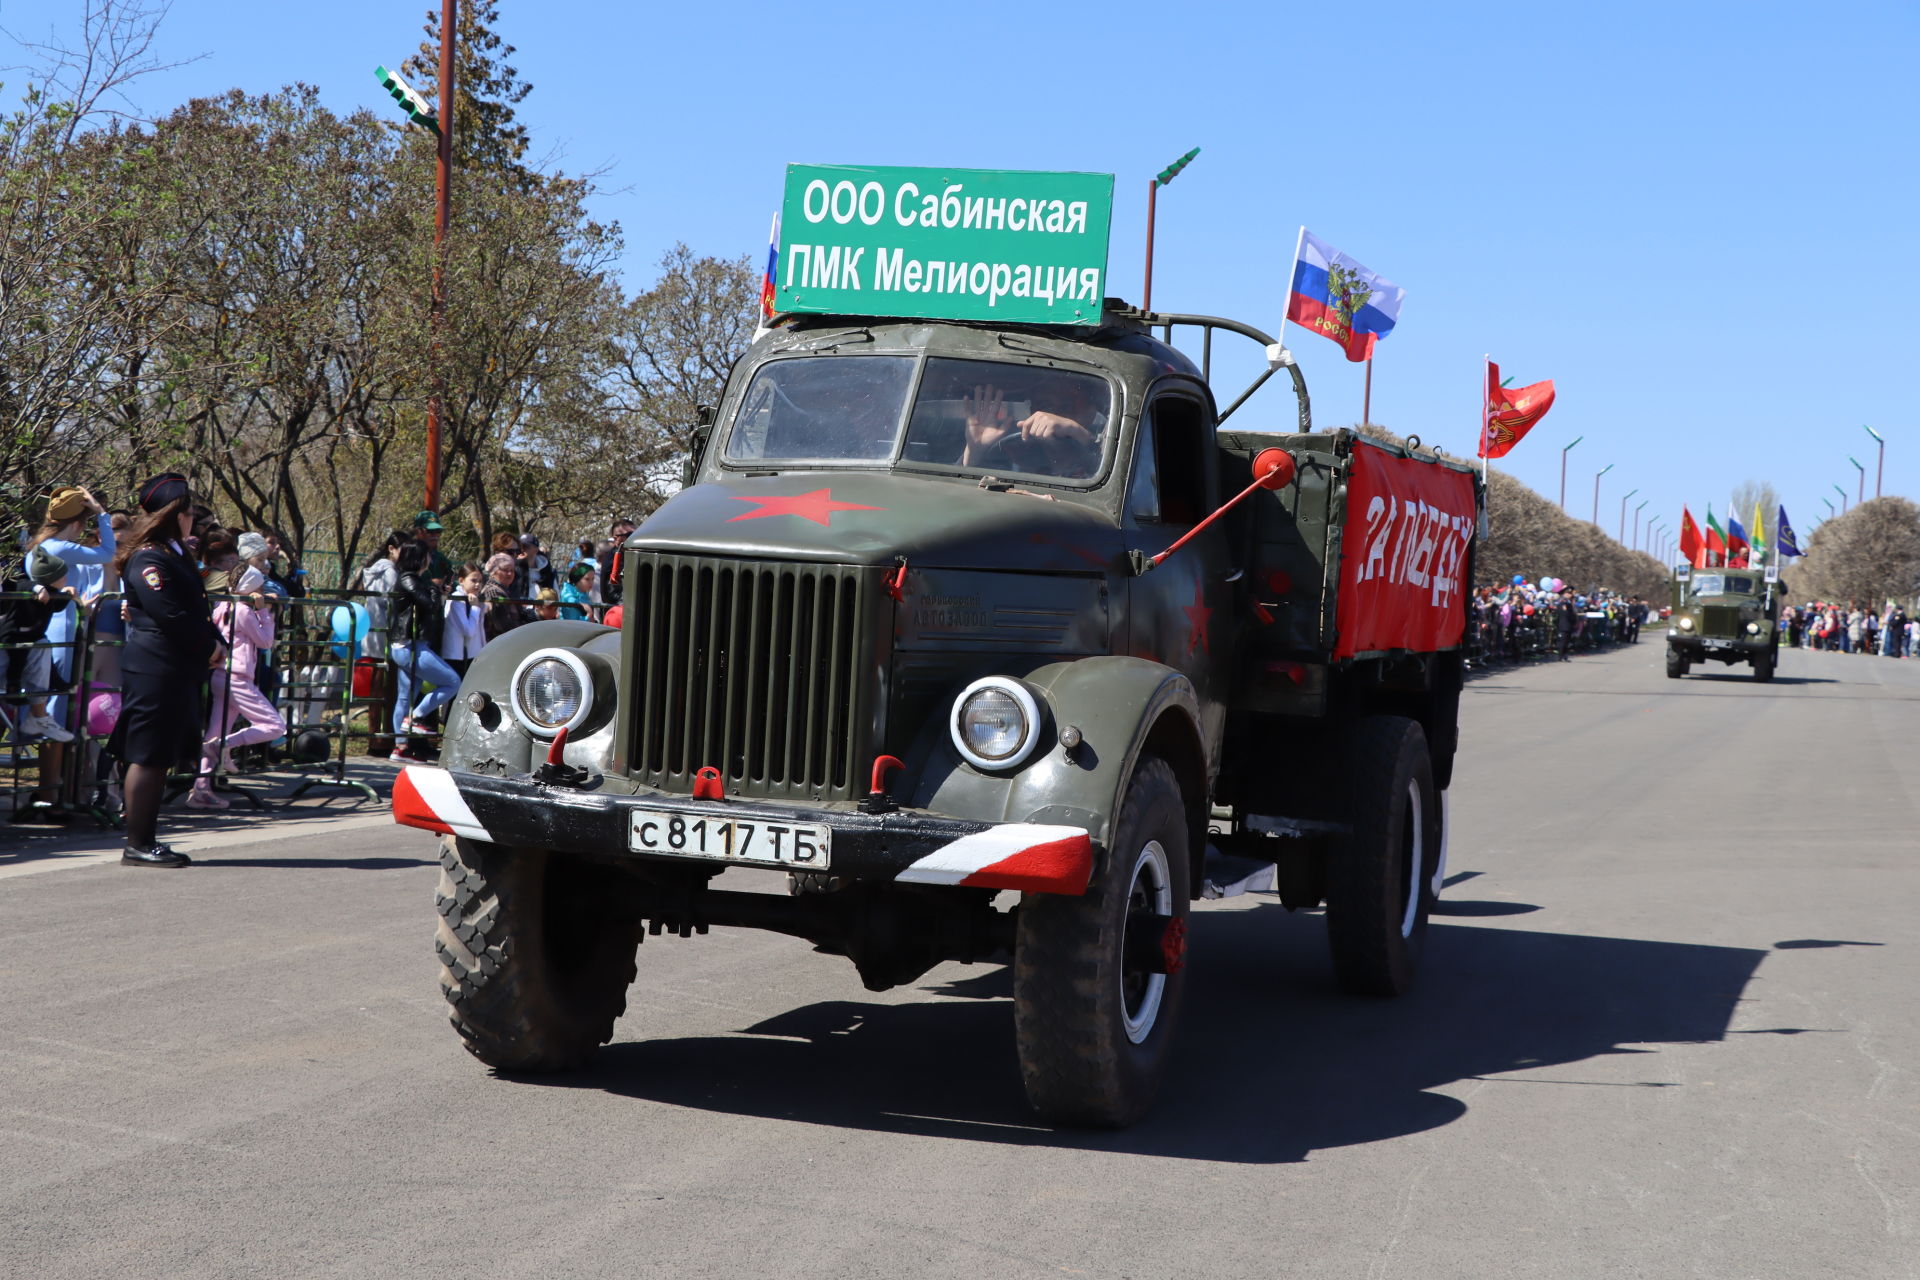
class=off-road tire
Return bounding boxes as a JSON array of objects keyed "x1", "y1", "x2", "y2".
[
  {"x1": 1013, "y1": 756, "x2": 1190, "y2": 1128},
  {"x1": 1666, "y1": 648, "x2": 1688, "y2": 679},
  {"x1": 435, "y1": 836, "x2": 641, "y2": 1071},
  {"x1": 1326, "y1": 716, "x2": 1437, "y2": 997},
  {"x1": 1753, "y1": 650, "x2": 1775, "y2": 682}
]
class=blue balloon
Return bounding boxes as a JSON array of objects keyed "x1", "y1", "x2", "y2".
[
  {"x1": 330, "y1": 602, "x2": 371, "y2": 660},
  {"x1": 1511, "y1": 574, "x2": 1525, "y2": 585}
]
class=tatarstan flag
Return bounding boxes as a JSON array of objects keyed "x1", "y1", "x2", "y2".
[
  {"x1": 1705, "y1": 507, "x2": 1728, "y2": 567},
  {"x1": 1680, "y1": 507, "x2": 1705, "y2": 567}
]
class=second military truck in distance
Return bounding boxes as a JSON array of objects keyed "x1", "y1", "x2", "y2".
[
  {"x1": 1666, "y1": 564, "x2": 1781, "y2": 681},
  {"x1": 395, "y1": 298, "x2": 1485, "y2": 1127}
]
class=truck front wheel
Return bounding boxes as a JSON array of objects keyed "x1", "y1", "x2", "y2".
[
  {"x1": 1666, "y1": 648, "x2": 1688, "y2": 679},
  {"x1": 1013, "y1": 755, "x2": 1190, "y2": 1128},
  {"x1": 435, "y1": 837, "x2": 641, "y2": 1072},
  {"x1": 1327, "y1": 716, "x2": 1437, "y2": 997},
  {"x1": 1753, "y1": 650, "x2": 1775, "y2": 682}
]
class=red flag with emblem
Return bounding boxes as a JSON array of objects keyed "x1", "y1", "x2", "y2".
[
  {"x1": 1679, "y1": 507, "x2": 1705, "y2": 567},
  {"x1": 1478, "y1": 359, "x2": 1556, "y2": 460}
]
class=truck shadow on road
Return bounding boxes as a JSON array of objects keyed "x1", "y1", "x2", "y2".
[{"x1": 542, "y1": 906, "x2": 1768, "y2": 1163}]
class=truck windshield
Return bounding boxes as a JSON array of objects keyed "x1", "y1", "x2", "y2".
[
  {"x1": 723, "y1": 355, "x2": 1113, "y2": 483},
  {"x1": 1690, "y1": 574, "x2": 1755, "y2": 597}
]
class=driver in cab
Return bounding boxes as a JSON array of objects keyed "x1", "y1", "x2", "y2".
[{"x1": 959, "y1": 373, "x2": 1107, "y2": 479}]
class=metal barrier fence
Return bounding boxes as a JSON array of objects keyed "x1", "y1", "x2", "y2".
[
  {"x1": 1465, "y1": 607, "x2": 1638, "y2": 669},
  {"x1": 3, "y1": 584, "x2": 568, "y2": 826}
]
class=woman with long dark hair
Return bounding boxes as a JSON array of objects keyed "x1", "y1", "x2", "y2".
[{"x1": 110, "y1": 473, "x2": 224, "y2": 867}]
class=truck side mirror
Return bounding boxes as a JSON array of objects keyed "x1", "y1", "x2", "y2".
[{"x1": 682, "y1": 417, "x2": 715, "y2": 489}]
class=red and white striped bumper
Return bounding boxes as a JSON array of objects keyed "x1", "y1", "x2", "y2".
[{"x1": 391, "y1": 765, "x2": 1093, "y2": 895}]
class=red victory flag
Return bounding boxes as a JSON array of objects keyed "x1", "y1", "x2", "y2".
[
  {"x1": 1478, "y1": 359, "x2": 1556, "y2": 459},
  {"x1": 1679, "y1": 507, "x2": 1706, "y2": 567}
]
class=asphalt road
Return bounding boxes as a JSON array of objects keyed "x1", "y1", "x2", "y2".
[{"x1": 3, "y1": 640, "x2": 1916, "y2": 1279}]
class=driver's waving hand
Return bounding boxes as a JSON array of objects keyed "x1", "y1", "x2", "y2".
[{"x1": 961, "y1": 378, "x2": 1104, "y2": 478}]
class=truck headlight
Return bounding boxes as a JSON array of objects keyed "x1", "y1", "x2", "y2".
[
  {"x1": 950, "y1": 677, "x2": 1043, "y2": 771},
  {"x1": 1746, "y1": 622, "x2": 1761, "y2": 635},
  {"x1": 509, "y1": 649, "x2": 594, "y2": 737},
  {"x1": 1678, "y1": 616, "x2": 1694, "y2": 631}
]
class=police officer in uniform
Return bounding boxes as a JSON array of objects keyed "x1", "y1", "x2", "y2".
[{"x1": 110, "y1": 473, "x2": 225, "y2": 867}]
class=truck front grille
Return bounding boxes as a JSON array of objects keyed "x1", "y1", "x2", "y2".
[
  {"x1": 1701, "y1": 605, "x2": 1744, "y2": 634},
  {"x1": 625, "y1": 553, "x2": 883, "y2": 801}
]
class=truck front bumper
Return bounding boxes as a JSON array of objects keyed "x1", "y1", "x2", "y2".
[
  {"x1": 1668, "y1": 633, "x2": 1770, "y2": 659},
  {"x1": 391, "y1": 766, "x2": 1093, "y2": 895}
]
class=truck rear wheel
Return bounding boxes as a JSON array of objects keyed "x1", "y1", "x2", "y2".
[
  {"x1": 1326, "y1": 716, "x2": 1437, "y2": 997},
  {"x1": 1013, "y1": 756, "x2": 1190, "y2": 1128},
  {"x1": 1666, "y1": 649, "x2": 1688, "y2": 679},
  {"x1": 435, "y1": 837, "x2": 641, "y2": 1072}
]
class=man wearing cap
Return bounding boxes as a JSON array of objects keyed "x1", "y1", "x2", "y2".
[
  {"x1": 110, "y1": 473, "x2": 225, "y2": 867},
  {"x1": 413, "y1": 510, "x2": 453, "y2": 585}
]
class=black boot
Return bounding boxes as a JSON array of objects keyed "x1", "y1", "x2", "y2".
[{"x1": 122, "y1": 843, "x2": 191, "y2": 868}]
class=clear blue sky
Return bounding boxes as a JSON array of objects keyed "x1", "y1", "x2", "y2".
[{"x1": 5, "y1": 0, "x2": 1915, "y2": 556}]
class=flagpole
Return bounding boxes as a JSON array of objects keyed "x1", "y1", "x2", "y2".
[
  {"x1": 1279, "y1": 224, "x2": 1306, "y2": 350},
  {"x1": 1363, "y1": 355, "x2": 1373, "y2": 427},
  {"x1": 1479, "y1": 355, "x2": 1491, "y2": 485}
]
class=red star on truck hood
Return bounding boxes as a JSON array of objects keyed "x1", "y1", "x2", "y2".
[
  {"x1": 727, "y1": 489, "x2": 886, "y2": 526},
  {"x1": 1184, "y1": 582, "x2": 1212, "y2": 655}
]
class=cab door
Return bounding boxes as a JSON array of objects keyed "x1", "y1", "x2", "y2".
[{"x1": 1123, "y1": 390, "x2": 1233, "y2": 748}]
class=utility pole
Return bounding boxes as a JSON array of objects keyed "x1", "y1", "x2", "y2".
[
  {"x1": 427, "y1": 0, "x2": 456, "y2": 513},
  {"x1": 1863, "y1": 425, "x2": 1885, "y2": 499},
  {"x1": 1619, "y1": 486, "x2": 1638, "y2": 542},
  {"x1": 375, "y1": 10, "x2": 456, "y2": 513},
  {"x1": 1591, "y1": 462, "x2": 1613, "y2": 525},
  {"x1": 1559, "y1": 435, "x2": 1582, "y2": 510},
  {"x1": 1142, "y1": 147, "x2": 1198, "y2": 311}
]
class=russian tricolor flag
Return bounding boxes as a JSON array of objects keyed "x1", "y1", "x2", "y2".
[
  {"x1": 1286, "y1": 229, "x2": 1405, "y2": 363},
  {"x1": 759, "y1": 212, "x2": 780, "y2": 321}
]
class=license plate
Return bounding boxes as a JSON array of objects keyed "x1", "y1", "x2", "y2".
[
  {"x1": 627, "y1": 808, "x2": 831, "y2": 869},
  {"x1": 1704, "y1": 638, "x2": 1731, "y2": 648}
]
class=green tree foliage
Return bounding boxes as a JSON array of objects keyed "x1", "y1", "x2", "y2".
[
  {"x1": 1, "y1": 3, "x2": 757, "y2": 583},
  {"x1": 402, "y1": 0, "x2": 532, "y2": 173}
]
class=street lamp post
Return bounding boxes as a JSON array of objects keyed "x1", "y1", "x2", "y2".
[
  {"x1": 1849, "y1": 455, "x2": 1867, "y2": 505},
  {"x1": 1559, "y1": 435, "x2": 1583, "y2": 510},
  {"x1": 1823, "y1": 497, "x2": 1836, "y2": 519},
  {"x1": 1833, "y1": 482, "x2": 1848, "y2": 515},
  {"x1": 1142, "y1": 147, "x2": 1199, "y2": 312},
  {"x1": 1634, "y1": 498, "x2": 1649, "y2": 550},
  {"x1": 1591, "y1": 462, "x2": 1613, "y2": 525},
  {"x1": 1619, "y1": 486, "x2": 1638, "y2": 542},
  {"x1": 1863, "y1": 425, "x2": 1885, "y2": 499}
]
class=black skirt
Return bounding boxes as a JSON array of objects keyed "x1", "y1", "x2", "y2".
[{"x1": 109, "y1": 664, "x2": 205, "y2": 769}]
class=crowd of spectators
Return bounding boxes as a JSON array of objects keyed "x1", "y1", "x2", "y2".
[
  {"x1": 1467, "y1": 576, "x2": 1652, "y2": 667},
  {"x1": 1781, "y1": 601, "x2": 1915, "y2": 657},
  {"x1": 352, "y1": 512, "x2": 634, "y2": 762},
  {"x1": 7, "y1": 493, "x2": 639, "y2": 821}
]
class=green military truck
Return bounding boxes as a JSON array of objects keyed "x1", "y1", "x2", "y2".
[
  {"x1": 1665, "y1": 564, "x2": 1780, "y2": 681},
  {"x1": 395, "y1": 167, "x2": 1484, "y2": 1126}
]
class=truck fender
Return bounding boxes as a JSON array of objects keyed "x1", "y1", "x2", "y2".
[
  {"x1": 906, "y1": 656, "x2": 1207, "y2": 863},
  {"x1": 442, "y1": 620, "x2": 616, "y2": 777}
]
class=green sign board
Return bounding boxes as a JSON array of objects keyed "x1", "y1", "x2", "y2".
[{"x1": 775, "y1": 164, "x2": 1114, "y2": 326}]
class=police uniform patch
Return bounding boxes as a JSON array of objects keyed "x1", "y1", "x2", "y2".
[{"x1": 141, "y1": 565, "x2": 165, "y2": 591}]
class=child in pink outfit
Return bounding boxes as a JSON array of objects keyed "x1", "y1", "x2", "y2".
[{"x1": 190, "y1": 546, "x2": 287, "y2": 807}]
